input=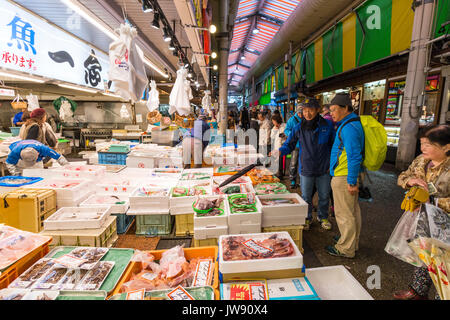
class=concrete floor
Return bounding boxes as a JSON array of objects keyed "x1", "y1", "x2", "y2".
[{"x1": 281, "y1": 162, "x2": 437, "y2": 300}]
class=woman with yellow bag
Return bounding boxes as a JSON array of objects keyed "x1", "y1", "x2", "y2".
[{"x1": 393, "y1": 124, "x2": 449, "y2": 300}]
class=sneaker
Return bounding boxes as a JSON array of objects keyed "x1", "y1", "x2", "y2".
[
  {"x1": 304, "y1": 220, "x2": 311, "y2": 231},
  {"x1": 325, "y1": 245, "x2": 354, "y2": 258},
  {"x1": 333, "y1": 235, "x2": 340, "y2": 244},
  {"x1": 290, "y1": 180, "x2": 297, "y2": 188},
  {"x1": 393, "y1": 289, "x2": 428, "y2": 300},
  {"x1": 320, "y1": 219, "x2": 332, "y2": 230}
]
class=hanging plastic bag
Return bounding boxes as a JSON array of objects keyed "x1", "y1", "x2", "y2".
[
  {"x1": 59, "y1": 100, "x2": 74, "y2": 122},
  {"x1": 108, "y1": 23, "x2": 148, "y2": 102},
  {"x1": 146, "y1": 80, "x2": 159, "y2": 112},
  {"x1": 120, "y1": 104, "x2": 130, "y2": 119},
  {"x1": 418, "y1": 203, "x2": 450, "y2": 244},
  {"x1": 169, "y1": 67, "x2": 190, "y2": 116},
  {"x1": 384, "y1": 210, "x2": 425, "y2": 267},
  {"x1": 202, "y1": 90, "x2": 212, "y2": 114},
  {"x1": 11, "y1": 94, "x2": 27, "y2": 110},
  {"x1": 26, "y1": 93, "x2": 40, "y2": 111}
]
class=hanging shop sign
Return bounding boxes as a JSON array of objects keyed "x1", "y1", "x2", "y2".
[
  {"x1": 433, "y1": 0, "x2": 449, "y2": 39},
  {"x1": 425, "y1": 75, "x2": 440, "y2": 92},
  {"x1": 0, "y1": 0, "x2": 110, "y2": 90},
  {"x1": 0, "y1": 88, "x2": 15, "y2": 96},
  {"x1": 304, "y1": 0, "x2": 415, "y2": 84}
]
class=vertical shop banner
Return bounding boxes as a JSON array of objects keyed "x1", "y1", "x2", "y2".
[
  {"x1": 342, "y1": 13, "x2": 356, "y2": 72},
  {"x1": 305, "y1": 44, "x2": 315, "y2": 84},
  {"x1": 322, "y1": 23, "x2": 343, "y2": 79},
  {"x1": 434, "y1": 0, "x2": 450, "y2": 39},
  {"x1": 314, "y1": 37, "x2": 323, "y2": 81},
  {"x1": 0, "y1": 0, "x2": 110, "y2": 90}
]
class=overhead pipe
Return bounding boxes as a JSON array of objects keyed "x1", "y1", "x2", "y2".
[{"x1": 239, "y1": 0, "x2": 356, "y2": 88}]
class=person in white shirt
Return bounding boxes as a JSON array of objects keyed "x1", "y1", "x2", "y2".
[
  {"x1": 258, "y1": 112, "x2": 271, "y2": 166},
  {"x1": 270, "y1": 114, "x2": 287, "y2": 177}
]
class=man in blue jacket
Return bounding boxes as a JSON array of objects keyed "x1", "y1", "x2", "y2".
[
  {"x1": 284, "y1": 105, "x2": 302, "y2": 188},
  {"x1": 6, "y1": 140, "x2": 68, "y2": 175},
  {"x1": 271, "y1": 98, "x2": 335, "y2": 231},
  {"x1": 182, "y1": 114, "x2": 211, "y2": 168},
  {"x1": 326, "y1": 93, "x2": 364, "y2": 258}
]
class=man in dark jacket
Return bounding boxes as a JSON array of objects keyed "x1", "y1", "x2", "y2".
[
  {"x1": 271, "y1": 98, "x2": 335, "y2": 231},
  {"x1": 240, "y1": 107, "x2": 250, "y2": 131}
]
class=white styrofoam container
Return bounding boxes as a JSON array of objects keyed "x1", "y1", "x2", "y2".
[
  {"x1": 237, "y1": 153, "x2": 264, "y2": 166},
  {"x1": 53, "y1": 165, "x2": 106, "y2": 180},
  {"x1": 212, "y1": 155, "x2": 238, "y2": 166},
  {"x1": 44, "y1": 206, "x2": 112, "y2": 230},
  {"x1": 127, "y1": 208, "x2": 170, "y2": 215},
  {"x1": 129, "y1": 186, "x2": 171, "y2": 212},
  {"x1": 227, "y1": 193, "x2": 262, "y2": 226},
  {"x1": 22, "y1": 290, "x2": 59, "y2": 300},
  {"x1": 258, "y1": 193, "x2": 308, "y2": 219},
  {"x1": 24, "y1": 178, "x2": 91, "y2": 200},
  {"x1": 96, "y1": 176, "x2": 143, "y2": 194},
  {"x1": 212, "y1": 175, "x2": 252, "y2": 186},
  {"x1": 21, "y1": 168, "x2": 51, "y2": 178},
  {"x1": 194, "y1": 225, "x2": 228, "y2": 240},
  {"x1": 126, "y1": 155, "x2": 156, "y2": 169},
  {"x1": 118, "y1": 168, "x2": 153, "y2": 178},
  {"x1": 215, "y1": 183, "x2": 255, "y2": 195},
  {"x1": 169, "y1": 183, "x2": 213, "y2": 211},
  {"x1": 80, "y1": 194, "x2": 129, "y2": 214},
  {"x1": 305, "y1": 266, "x2": 373, "y2": 300},
  {"x1": 236, "y1": 145, "x2": 257, "y2": 154},
  {"x1": 219, "y1": 232, "x2": 303, "y2": 274},
  {"x1": 56, "y1": 190, "x2": 92, "y2": 209},
  {"x1": 156, "y1": 156, "x2": 183, "y2": 168},
  {"x1": 193, "y1": 196, "x2": 228, "y2": 229},
  {"x1": 262, "y1": 215, "x2": 306, "y2": 228},
  {"x1": 228, "y1": 223, "x2": 261, "y2": 235}
]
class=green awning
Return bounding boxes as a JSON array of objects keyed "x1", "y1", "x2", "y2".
[{"x1": 259, "y1": 92, "x2": 272, "y2": 105}]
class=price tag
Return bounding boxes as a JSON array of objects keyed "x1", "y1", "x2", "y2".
[
  {"x1": 249, "y1": 283, "x2": 267, "y2": 300},
  {"x1": 54, "y1": 254, "x2": 88, "y2": 269},
  {"x1": 167, "y1": 285, "x2": 195, "y2": 300},
  {"x1": 242, "y1": 239, "x2": 273, "y2": 255},
  {"x1": 139, "y1": 272, "x2": 157, "y2": 281},
  {"x1": 192, "y1": 259, "x2": 213, "y2": 287},
  {"x1": 126, "y1": 289, "x2": 145, "y2": 300}
]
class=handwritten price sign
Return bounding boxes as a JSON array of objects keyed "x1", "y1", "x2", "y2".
[
  {"x1": 192, "y1": 259, "x2": 213, "y2": 287},
  {"x1": 167, "y1": 286, "x2": 195, "y2": 300},
  {"x1": 242, "y1": 239, "x2": 273, "y2": 255}
]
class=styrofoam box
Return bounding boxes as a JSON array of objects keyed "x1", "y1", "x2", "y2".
[
  {"x1": 126, "y1": 154, "x2": 156, "y2": 169},
  {"x1": 194, "y1": 225, "x2": 228, "y2": 240},
  {"x1": 258, "y1": 193, "x2": 308, "y2": 219},
  {"x1": 150, "y1": 168, "x2": 183, "y2": 179},
  {"x1": 215, "y1": 183, "x2": 255, "y2": 195},
  {"x1": 237, "y1": 153, "x2": 264, "y2": 166},
  {"x1": 80, "y1": 194, "x2": 129, "y2": 214},
  {"x1": 212, "y1": 155, "x2": 238, "y2": 166},
  {"x1": 193, "y1": 195, "x2": 228, "y2": 229},
  {"x1": 53, "y1": 165, "x2": 106, "y2": 180},
  {"x1": 169, "y1": 182, "x2": 213, "y2": 212},
  {"x1": 56, "y1": 190, "x2": 92, "y2": 209},
  {"x1": 96, "y1": 175, "x2": 145, "y2": 194},
  {"x1": 212, "y1": 175, "x2": 252, "y2": 186},
  {"x1": 262, "y1": 215, "x2": 306, "y2": 228},
  {"x1": 305, "y1": 266, "x2": 373, "y2": 300},
  {"x1": 24, "y1": 178, "x2": 91, "y2": 200},
  {"x1": 219, "y1": 232, "x2": 303, "y2": 274},
  {"x1": 228, "y1": 193, "x2": 262, "y2": 226},
  {"x1": 127, "y1": 208, "x2": 170, "y2": 216},
  {"x1": 236, "y1": 145, "x2": 257, "y2": 154},
  {"x1": 156, "y1": 157, "x2": 183, "y2": 168},
  {"x1": 118, "y1": 168, "x2": 153, "y2": 178},
  {"x1": 181, "y1": 167, "x2": 214, "y2": 176},
  {"x1": 228, "y1": 223, "x2": 261, "y2": 235},
  {"x1": 44, "y1": 206, "x2": 112, "y2": 230},
  {"x1": 21, "y1": 168, "x2": 52, "y2": 178},
  {"x1": 129, "y1": 186, "x2": 171, "y2": 212}
]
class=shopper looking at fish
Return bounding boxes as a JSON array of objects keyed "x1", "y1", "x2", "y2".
[
  {"x1": 6, "y1": 140, "x2": 69, "y2": 176},
  {"x1": 284, "y1": 104, "x2": 303, "y2": 188},
  {"x1": 326, "y1": 93, "x2": 364, "y2": 258},
  {"x1": 271, "y1": 98, "x2": 335, "y2": 231},
  {"x1": 182, "y1": 114, "x2": 210, "y2": 168}
]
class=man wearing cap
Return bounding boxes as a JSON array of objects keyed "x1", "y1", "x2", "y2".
[
  {"x1": 326, "y1": 93, "x2": 364, "y2": 258},
  {"x1": 284, "y1": 105, "x2": 303, "y2": 188},
  {"x1": 271, "y1": 98, "x2": 335, "y2": 231},
  {"x1": 5, "y1": 140, "x2": 68, "y2": 176}
]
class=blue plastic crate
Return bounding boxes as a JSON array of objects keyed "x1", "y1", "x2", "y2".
[
  {"x1": 98, "y1": 151, "x2": 129, "y2": 165},
  {"x1": 0, "y1": 176, "x2": 43, "y2": 187},
  {"x1": 114, "y1": 213, "x2": 135, "y2": 234}
]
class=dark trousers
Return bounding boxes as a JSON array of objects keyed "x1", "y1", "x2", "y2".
[{"x1": 289, "y1": 148, "x2": 299, "y2": 182}]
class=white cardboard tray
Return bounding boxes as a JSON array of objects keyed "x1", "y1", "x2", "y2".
[
  {"x1": 44, "y1": 206, "x2": 112, "y2": 230},
  {"x1": 219, "y1": 231, "x2": 303, "y2": 274}
]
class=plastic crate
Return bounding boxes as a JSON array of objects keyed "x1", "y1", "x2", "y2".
[
  {"x1": 108, "y1": 144, "x2": 130, "y2": 153},
  {"x1": 192, "y1": 238, "x2": 218, "y2": 248},
  {"x1": 0, "y1": 188, "x2": 57, "y2": 233},
  {"x1": 98, "y1": 152, "x2": 129, "y2": 165},
  {"x1": 9, "y1": 127, "x2": 20, "y2": 137},
  {"x1": 175, "y1": 213, "x2": 194, "y2": 236},
  {"x1": 40, "y1": 216, "x2": 118, "y2": 248},
  {"x1": 114, "y1": 213, "x2": 135, "y2": 234},
  {"x1": 0, "y1": 238, "x2": 51, "y2": 289},
  {"x1": 262, "y1": 225, "x2": 304, "y2": 253},
  {"x1": 109, "y1": 246, "x2": 220, "y2": 299},
  {"x1": 135, "y1": 214, "x2": 173, "y2": 236}
]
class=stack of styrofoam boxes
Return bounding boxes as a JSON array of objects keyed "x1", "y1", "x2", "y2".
[
  {"x1": 156, "y1": 146, "x2": 183, "y2": 168},
  {"x1": 212, "y1": 146, "x2": 238, "y2": 166},
  {"x1": 214, "y1": 182, "x2": 256, "y2": 195},
  {"x1": 258, "y1": 193, "x2": 308, "y2": 228},
  {"x1": 23, "y1": 178, "x2": 93, "y2": 209},
  {"x1": 218, "y1": 232, "x2": 304, "y2": 282},
  {"x1": 40, "y1": 205, "x2": 118, "y2": 248},
  {"x1": 227, "y1": 193, "x2": 262, "y2": 235},
  {"x1": 126, "y1": 145, "x2": 160, "y2": 169},
  {"x1": 193, "y1": 195, "x2": 229, "y2": 246},
  {"x1": 236, "y1": 145, "x2": 263, "y2": 166},
  {"x1": 52, "y1": 165, "x2": 106, "y2": 181}
]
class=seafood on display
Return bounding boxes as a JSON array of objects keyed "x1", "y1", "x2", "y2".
[
  {"x1": 213, "y1": 175, "x2": 250, "y2": 186},
  {"x1": 221, "y1": 234, "x2": 295, "y2": 261},
  {"x1": 194, "y1": 197, "x2": 224, "y2": 216},
  {"x1": 136, "y1": 187, "x2": 169, "y2": 197},
  {"x1": 172, "y1": 186, "x2": 207, "y2": 197},
  {"x1": 65, "y1": 247, "x2": 109, "y2": 269},
  {"x1": 9, "y1": 258, "x2": 56, "y2": 288},
  {"x1": 0, "y1": 289, "x2": 28, "y2": 300},
  {"x1": 180, "y1": 172, "x2": 211, "y2": 181},
  {"x1": 0, "y1": 225, "x2": 51, "y2": 270},
  {"x1": 84, "y1": 195, "x2": 126, "y2": 205},
  {"x1": 228, "y1": 193, "x2": 256, "y2": 208},
  {"x1": 0, "y1": 178, "x2": 35, "y2": 185},
  {"x1": 247, "y1": 168, "x2": 280, "y2": 185},
  {"x1": 38, "y1": 180, "x2": 81, "y2": 189},
  {"x1": 121, "y1": 246, "x2": 214, "y2": 293},
  {"x1": 259, "y1": 198, "x2": 300, "y2": 206},
  {"x1": 230, "y1": 206, "x2": 257, "y2": 214},
  {"x1": 32, "y1": 266, "x2": 69, "y2": 290},
  {"x1": 57, "y1": 269, "x2": 89, "y2": 290},
  {"x1": 217, "y1": 184, "x2": 253, "y2": 195},
  {"x1": 76, "y1": 261, "x2": 115, "y2": 290},
  {"x1": 254, "y1": 183, "x2": 288, "y2": 195}
]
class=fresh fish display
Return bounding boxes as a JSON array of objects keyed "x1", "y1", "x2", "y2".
[
  {"x1": 84, "y1": 195, "x2": 125, "y2": 205},
  {"x1": 67, "y1": 247, "x2": 109, "y2": 269},
  {"x1": 254, "y1": 183, "x2": 288, "y2": 195},
  {"x1": 221, "y1": 234, "x2": 295, "y2": 261},
  {"x1": 76, "y1": 261, "x2": 115, "y2": 290},
  {"x1": 136, "y1": 187, "x2": 168, "y2": 197},
  {"x1": 259, "y1": 198, "x2": 299, "y2": 206},
  {"x1": 180, "y1": 172, "x2": 211, "y2": 181},
  {"x1": 10, "y1": 259, "x2": 56, "y2": 288},
  {"x1": 194, "y1": 197, "x2": 224, "y2": 216}
]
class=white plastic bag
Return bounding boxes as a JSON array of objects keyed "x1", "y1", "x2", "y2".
[
  {"x1": 169, "y1": 67, "x2": 190, "y2": 116},
  {"x1": 120, "y1": 104, "x2": 130, "y2": 119},
  {"x1": 202, "y1": 90, "x2": 212, "y2": 113},
  {"x1": 26, "y1": 93, "x2": 40, "y2": 111},
  {"x1": 146, "y1": 80, "x2": 159, "y2": 112},
  {"x1": 385, "y1": 210, "x2": 425, "y2": 267},
  {"x1": 59, "y1": 100, "x2": 73, "y2": 122},
  {"x1": 108, "y1": 23, "x2": 148, "y2": 103}
]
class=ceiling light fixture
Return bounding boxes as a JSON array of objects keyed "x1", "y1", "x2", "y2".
[
  {"x1": 240, "y1": 56, "x2": 245, "y2": 60},
  {"x1": 142, "y1": 0, "x2": 153, "y2": 13},
  {"x1": 252, "y1": 28, "x2": 259, "y2": 34},
  {"x1": 168, "y1": 40, "x2": 175, "y2": 51},
  {"x1": 58, "y1": 83, "x2": 99, "y2": 93},
  {"x1": 163, "y1": 27, "x2": 171, "y2": 42},
  {"x1": 0, "y1": 70, "x2": 45, "y2": 83},
  {"x1": 213, "y1": 65, "x2": 218, "y2": 71},
  {"x1": 152, "y1": 12, "x2": 160, "y2": 29},
  {"x1": 209, "y1": 25, "x2": 217, "y2": 34},
  {"x1": 211, "y1": 52, "x2": 217, "y2": 59}
]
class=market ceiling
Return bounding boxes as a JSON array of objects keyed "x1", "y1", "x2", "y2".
[
  {"x1": 11, "y1": 0, "x2": 202, "y2": 84},
  {"x1": 227, "y1": 0, "x2": 302, "y2": 87}
]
